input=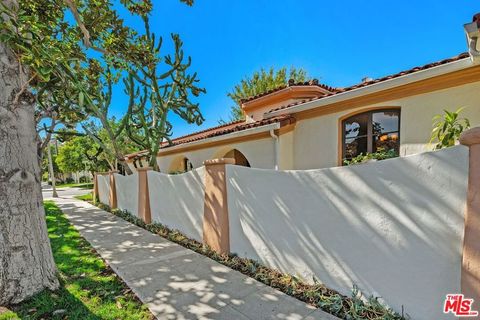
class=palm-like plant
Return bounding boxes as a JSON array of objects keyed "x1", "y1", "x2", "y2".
[{"x1": 430, "y1": 107, "x2": 470, "y2": 150}]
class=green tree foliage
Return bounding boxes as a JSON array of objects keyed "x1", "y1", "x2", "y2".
[
  {"x1": 430, "y1": 107, "x2": 470, "y2": 150},
  {"x1": 89, "y1": 120, "x2": 138, "y2": 170},
  {"x1": 56, "y1": 136, "x2": 100, "y2": 174},
  {"x1": 124, "y1": 30, "x2": 205, "y2": 170},
  {"x1": 0, "y1": 0, "x2": 204, "y2": 303},
  {"x1": 221, "y1": 67, "x2": 308, "y2": 122},
  {"x1": 41, "y1": 144, "x2": 61, "y2": 181},
  {"x1": 56, "y1": 122, "x2": 136, "y2": 175},
  {"x1": 0, "y1": 0, "x2": 204, "y2": 173},
  {"x1": 56, "y1": 139, "x2": 85, "y2": 174}
]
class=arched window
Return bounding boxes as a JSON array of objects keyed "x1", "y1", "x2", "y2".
[
  {"x1": 342, "y1": 109, "x2": 400, "y2": 163},
  {"x1": 183, "y1": 157, "x2": 193, "y2": 172},
  {"x1": 223, "y1": 149, "x2": 251, "y2": 167},
  {"x1": 169, "y1": 156, "x2": 193, "y2": 174}
]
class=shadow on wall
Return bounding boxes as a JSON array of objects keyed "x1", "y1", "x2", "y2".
[
  {"x1": 60, "y1": 201, "x2": 309, "y2": 320},
  {"x1": 147, "y1": 167, "x2": 206, "y2": 242},
  {"x1": 226, "y1": 145, "x2": 469, "y2": 320},
  {"x1": 97, "y1": 175, "x2": 110, "y2": 205},
  {"x1": 115, "y1": 173, "x2": 139, "y2": 217}
]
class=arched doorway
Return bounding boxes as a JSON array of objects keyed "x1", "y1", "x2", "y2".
[{"x1": 223, "y1": 149, "x2": 251, "y2": 167}]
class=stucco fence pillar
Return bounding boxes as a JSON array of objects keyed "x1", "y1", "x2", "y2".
[
  {"x1": 460, "y1": 127, "x2": 480, "y2": 305},
  {"x1": 203, "y1": 158, "x2": 235, "y2": 255},
  {"x1": 108, "y1": 170, "x2": 118, "y2": 209},
  {"x1": 137, "y1": 167, "x2": 152, "y2": 224}
]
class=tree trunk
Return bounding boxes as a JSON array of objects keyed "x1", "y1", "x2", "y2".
[
  {"x1": 0, "y1": 33, "x2": 58, "y2": 304},
  {"x1": 46, "y1": 141, "x2": 58, "y2": 197}
]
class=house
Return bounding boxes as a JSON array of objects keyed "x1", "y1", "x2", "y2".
[{"x1": 125, "y1": 15, "x2": 480, "y2": 173}]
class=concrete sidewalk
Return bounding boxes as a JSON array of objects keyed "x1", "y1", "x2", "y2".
[{"x1": 51, "y1": 197, "x2": 338, "y2": 320}]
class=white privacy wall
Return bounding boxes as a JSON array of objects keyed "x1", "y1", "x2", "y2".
[
  {"x1": 148, "y1": 167, "x2": 206, "y2": 242},
  {"x1": 226, "y1": 146, "x2": 469, "y2": 320},
  {"x1": 97, "y1": 174, "x2": 110, "y2": 205},
  {"x1": 114, "y1": 173, "x2": 139, "y2": 217}
]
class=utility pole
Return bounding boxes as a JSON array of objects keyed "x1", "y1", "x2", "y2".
[{"x1": 46, "y1": 140, "x2": 58, "y2": 198}]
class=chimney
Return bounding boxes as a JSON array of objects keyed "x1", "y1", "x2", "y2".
[
  {"x1": 362, "y1": 77, "x2": 373, "y2": 83},
  {"x1": 464, "y1": 13, "x2": 480, "y2": 62}
]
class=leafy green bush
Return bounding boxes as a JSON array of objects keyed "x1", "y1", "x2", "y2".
[
  {"x1": 343, "y1": 149, "x2": 398, "y2": 166},
  {"x1": 430, "y1": 108, "x2": 470, "y2": 150}
]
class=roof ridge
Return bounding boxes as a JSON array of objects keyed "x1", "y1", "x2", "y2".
[
  {"x1": 338, "y1": 52, "x2": 469, "y2": 92},
  {"x1": 266, "y1": 52, "x2": 470, "y2": 114}
]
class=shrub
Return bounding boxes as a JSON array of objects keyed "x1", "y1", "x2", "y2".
[
  {"x1": 343, "y1": 149, "x2": 398, "y2": 166},
  {"x1": 430, "y1": 107, "x2": 470, "y2": 150}
]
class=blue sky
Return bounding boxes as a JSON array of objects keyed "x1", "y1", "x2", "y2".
[{"x1": 109, "y1": 0, "x2": 479, "y2": 138}]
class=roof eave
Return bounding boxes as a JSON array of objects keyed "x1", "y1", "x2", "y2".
[
  {"x1": 241, "y1": 86, "x2": 332, "y2": 111},
  {"x1": 264, "y1": 57, "x2": 474, "y2": 118},
  {"x1": 156, "y1": 122, "x2": 282, "y2": 156}
]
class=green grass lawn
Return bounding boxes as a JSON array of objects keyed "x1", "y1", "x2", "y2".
[
  {"x1": 74, "y1": 193, "x2": 93, "y2": 202},
  {"x1": 55, "y1": 182, "x2": 93, "y2": 189},
  {"x1": 0, "y1": 201, "x2": 153, "y2": 320}
]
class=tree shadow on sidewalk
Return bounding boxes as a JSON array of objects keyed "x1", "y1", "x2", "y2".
[{"x1": 8, "y1": 202, "x2": 152, "y2": 320}]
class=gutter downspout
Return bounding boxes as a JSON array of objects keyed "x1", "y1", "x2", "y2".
[{"x1": 270, "y1": 129, "x2": 279, "y2": 170}]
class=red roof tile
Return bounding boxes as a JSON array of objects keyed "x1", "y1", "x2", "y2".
[
  {"x1": 266, "y1": 52, "x2": 470, "y2": 114},
  {"x1": 125, "y1": 115, "x2": 295, "y2": 159},
  {"x1": 162, "y1": 114, "x2": 295, "y2": 148}
]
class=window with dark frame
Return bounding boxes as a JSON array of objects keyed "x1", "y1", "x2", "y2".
[{"x1": 342, "y1": 109, "x2": 400, "y2": 164}]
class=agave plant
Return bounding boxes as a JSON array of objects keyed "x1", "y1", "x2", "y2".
[{"x1": 430, "y1": 108, "x2": 470, "y2": 150}]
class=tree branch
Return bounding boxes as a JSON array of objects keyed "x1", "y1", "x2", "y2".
[{"x1": 64, "y1": 0, "x2": 107, "y2": 54}]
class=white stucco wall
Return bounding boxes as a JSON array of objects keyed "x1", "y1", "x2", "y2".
[
  {"x1": 147, "y1": 167, "x2": 206, "y2": 242},
  {"x1": 293, "y1": 81, "x2": 480, "y2": 169},
  {"x1": 226, "y1": 146, "x2": 469, "y2": 320},
  {"x1": 278, "y1": 130, "x2": 294, "y2": 170},
  {"x1": 114, "y1": 173, "x2": 139, "y2": 217},
  {"x1": 155, "y1": 137, "x2": 276, "y2": 173},
  {"x1": 97, "y1": 174, "x2": 110, "y2": 205}
]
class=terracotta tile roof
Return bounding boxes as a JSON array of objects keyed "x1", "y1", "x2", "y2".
[
  {"x1": 162, "y1": 114, "x2": 295, "y2": 148},
  {"x1": 125, "y1": 115, "x2": 295, "y2": 159},
  {"x1": 164, "y1": 120, "x2": 244, "y2": 145},
  {"x1": 266, "y1": 52, "x2": 470, "y2": 114},
  {"x1": 239, "y1": 79, "x2": 339, "y2": 104}
]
